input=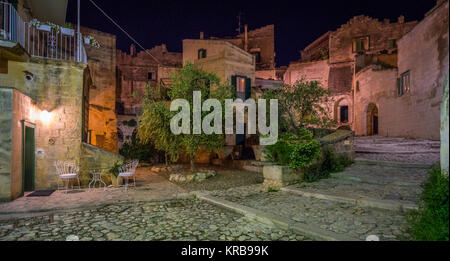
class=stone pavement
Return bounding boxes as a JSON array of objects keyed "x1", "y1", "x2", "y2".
[
  {"x1": 0, "y1": 199, "x2": 310, "y2": 241},
  {"x1": 0, "y1": 136, "x2": 437, "y2": 241},
  {"x1": 0, "y1": 167, "x2": 187, "y2": 216}
]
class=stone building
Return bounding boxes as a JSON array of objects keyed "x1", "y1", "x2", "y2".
[
  {"x1": 183, "y1": 39, "x2": 256, "y2": 160},
  {"x1": 0, "y1": 0, "x2": 121, "y2": 201},
  {"x1": 79, "y1": 26, "x2": 119, "y2": 153},
  {"x1": 116, "y1": 44, "x2": 182, "y2": 148},
  {"x1": 283, "y1": 7, "x2": 445, "y2": 137}
]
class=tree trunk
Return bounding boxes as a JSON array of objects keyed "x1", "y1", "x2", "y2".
[
  {"x1": 190, "y1": 155, "x2": 196, "y2": 173},
  {"x1": 165, "y1": 153, "x2": 169, "y2": 166}
]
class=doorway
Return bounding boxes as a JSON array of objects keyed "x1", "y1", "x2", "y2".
[
  {"x1": 366, "y1": 103, "x2": 379, "y2": 136},
  {"x1": 22, "y1": 121, "x2": 35, "y2": 193}
]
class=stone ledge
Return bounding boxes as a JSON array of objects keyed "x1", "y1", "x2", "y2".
[
  {"x1": 354, "y1": 158, "x2": 432, "y2": 169},
  {"x1": 281, "y1": 187, "x2": 418, "y2": 211},
  {"x1": 194, "y1": 192, "x2": 357, "y2": 241},
  {"x1": 263, "y1": 165, "x2": 304, "y2": 191}
]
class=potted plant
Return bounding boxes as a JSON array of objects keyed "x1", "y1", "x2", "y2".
[
  {"x1": 61, "y1": 23, "x2": 74, "y2": 36},
  {"x1": 84, "y1": 35, "x2": 101, "y2": 48},
  {"x1": 108, "y1": 162, "x2": 123, "y2": 187}
]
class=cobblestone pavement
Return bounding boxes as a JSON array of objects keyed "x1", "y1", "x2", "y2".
[
  {"x1": 0, "y1": 199, "x2": 310, "y2": 241},
  {"x1": 210, "y1": 185, "x2": 410, "y2": 241},
  {"x1": 291, "y1": 164, "x2": 428, "y2": 203},
  {"x1": 355, "y1": 136, "x2": 440, "y2": 165},
  {"x1": 0, "y1": 168, "x2": 187, "y2": 215}
]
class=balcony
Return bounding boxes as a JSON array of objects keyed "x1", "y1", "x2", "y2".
[{"x1": 0, "y1": 1, "x2": 86, "y2": 63}]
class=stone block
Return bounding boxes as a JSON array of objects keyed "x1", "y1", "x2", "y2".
[{"x1": 262, "y1": 165, "x2": 304, "y2": 191}]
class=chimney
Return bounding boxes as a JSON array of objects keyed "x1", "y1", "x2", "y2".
[
  {"x1": 398, "y1": 15, "x2": 405, "y2": 24},
  {"x1": 244, "y1": 24, "x2": 248, "y2": 52},
  {"x1": 130, "y1": 44, "x2": 136, "y2": 56},
  {"x1": 200, "y1": 31, "x2": 204, "y2": 40}
]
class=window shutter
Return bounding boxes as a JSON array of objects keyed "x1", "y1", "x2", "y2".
[
  {"x1": 245, "y1": 78, "x2": 251, "y2": 100},
  {"x1": 231, "y1": 75, "x2": 237, "y2": 98},
  {"x1": 352, "y1": 40, "x2": 357, "y2": 52},
  {"x1": 364, "y1": 36, "x2": 370, "y2": 50}
]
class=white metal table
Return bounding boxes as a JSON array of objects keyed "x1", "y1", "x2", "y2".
[{"x1": 88, "y1": 169, "x2": 107, "y2": 191}]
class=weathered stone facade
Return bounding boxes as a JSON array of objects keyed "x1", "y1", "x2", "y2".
[
  {"x1": 79, "y1": 27, "x2": 119, "y2": 153},
  {"x1": 285, "y1": 1, "x2": 448, "y2": 140}
]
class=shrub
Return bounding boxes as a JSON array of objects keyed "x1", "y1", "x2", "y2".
[
  {"x1": 407, "y1": 166, "x2": 449, "y2": 241},
  {"x1": 303, "y1": 147, "x2": 353, "y2": 183},
  {"x1": 265, "y1": 130, "x2": 321, "y2": 170},
  {"x1": 119, "y1": 136, "x2": 155, "y2": 162}
]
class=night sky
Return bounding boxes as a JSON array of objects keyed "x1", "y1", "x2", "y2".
[{"x1": 66, "y1": 0, "x2": 436, "y2": 66}]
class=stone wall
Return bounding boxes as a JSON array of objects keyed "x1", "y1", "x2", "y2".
[
  {"x1": 0, "y1": 88, "x2": 14, "y2": 201},
  {"x1": 329, "y1": 15, "x2": 417, "y2": 64},
  {"x1": 79, "y1": 143, "x2": 123, "y2": 185},
  {"x1": 80, "y1": 27, "x2": 118, "y2": 153},
  {"x1": 116, "y1": 44, "x2": 182, "y2": 116},
  {"x1": 284, "y1": 60, "x2": 330, "y2": 87},
  {"x1": 0, "y1": 58, "x2": 87, "y2": 199},
  {"x1": 354, "y1": 67, "x2": 400, "y2": 137},
  {"x1": 320, "y1": 130, "x2": 355, "y2": 160},
  {"x1": 396, "y1": 0, "x2": 449, "y2": 140}
]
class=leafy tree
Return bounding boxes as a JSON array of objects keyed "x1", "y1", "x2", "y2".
[
  {"x1": 168, "y1": 63, "x2": 234, "y2": 172},
  {"x1": 262, "y1": 79, "x2": 334, "y2": 136},
  {"x1": 138, "y1": 84, "x2": 180, "y2": 165}
]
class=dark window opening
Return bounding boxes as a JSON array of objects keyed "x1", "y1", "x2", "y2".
[
  {"x1": 340, "y1": 106, "x2": 349, "y2": 123},
  {"x1": 198, "y1": 49, "x2": 207, "y2": 59},
  {"x1": 252, "y1": 52, "x2": 261, "y2": 64},
  {"x1": 389, "y1": 39, "x2": 397, "y2": 49},
  {"x1": 352, "y1": 37, "x2": 369, "y2": 53},
  {"x1": 148, "y1": 72, "x2": 153, "y2": 80},
  {"x1": 356, "y1": 81, "x2": 360, "y2": 92},
  {"x1": 398, "y1": 71, "x2": 411, "y2": 97}
]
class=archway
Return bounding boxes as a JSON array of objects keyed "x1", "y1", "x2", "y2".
[{"x1": 366, "y1": 103, "x2": 379, "y2": 136}]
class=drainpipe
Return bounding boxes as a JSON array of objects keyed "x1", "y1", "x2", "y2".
[
  {"x1": 244, "y1": 24, "x2": 248, "y2": 52},
  {"x1": 77, "y1": 0, "x2": 81, "y2": 62}
]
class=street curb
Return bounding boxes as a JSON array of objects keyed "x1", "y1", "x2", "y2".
[
  {"x1": 193, "y1": 191, "x2": 358, "y2": 241},
  {"x1": 281, "y1": 187, "x2": 418, "y2": 211}
]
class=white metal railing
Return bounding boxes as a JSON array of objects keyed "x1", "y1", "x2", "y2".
[{"x1": 1, "y1": 1, "x2": 87, "y2": 63}]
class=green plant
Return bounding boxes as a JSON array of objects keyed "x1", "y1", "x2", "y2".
[
  {"x1": 108, "y1": 161, "x2": 122, "y2": 178},
  {"x1": 407, "y1": 166, "x2": 449, "y2": 241},
  {"x1": 119, "y1": 135, "x2": 155, "y2": 162},
  {"x1": 265, "y1": 130, "x2": 321, "y2": 171},
  {"x1": 303, "y1": 147, "x2": 353, "y2": 183},
  {"x1": 261, "y1": 79, "x2": 335, "y2": 135}
]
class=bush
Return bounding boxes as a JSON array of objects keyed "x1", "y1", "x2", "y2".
[
  {"x1": 407, "y1": 166, "x2": 449, "y2": 241},
  {"x1": 119, "y1": 136, "x2": 155, "y2": 162},
  {"x1": 265, "y1": 130, "x2": 321, "y2": 170},
  {"x1": 303, "y1": 147, "x2": 353, "y2": 183}
]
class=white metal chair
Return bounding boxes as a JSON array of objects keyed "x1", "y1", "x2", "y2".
[
  {"x1": 55, "y1": 161, "x2": 80, "y2": 193},
  {"x1": 117, "y1": 160, "x2": 139, "y2": 191}
]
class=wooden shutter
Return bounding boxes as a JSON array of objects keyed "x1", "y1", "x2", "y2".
[
  {"x1": 352, "y1": 40, "x2": 357, "y2": 52},
  {"x1": 364, "y1": 36, "x2": 370, "y2": 50},
  {"x1": 231, "y1": 75, "x2": 237, "y2": 98},
  {"x1": 245, "y1": 77, "x2": 251, "y2": 100}
]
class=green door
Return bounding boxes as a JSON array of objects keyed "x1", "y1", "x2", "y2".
[{"x1": 23, "y1": 126, "x2": 35, "y2": 192}]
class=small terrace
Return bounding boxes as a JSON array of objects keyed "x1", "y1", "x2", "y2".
[{"x1": 0, "y1": 1, "x2": 87, "y2": 63}]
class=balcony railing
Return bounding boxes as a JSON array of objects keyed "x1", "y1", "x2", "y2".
[{"x1": 1, "y1": 1, "x2": 87, "y2": 63}]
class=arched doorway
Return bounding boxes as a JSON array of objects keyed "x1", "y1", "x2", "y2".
[{"x1": 366, "y1": 103, "x2": 379, "y2": 136}]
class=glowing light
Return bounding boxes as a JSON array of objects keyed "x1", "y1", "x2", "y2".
[{"x1": 40, "y1": 110, "x2": 53, "y2": 124}]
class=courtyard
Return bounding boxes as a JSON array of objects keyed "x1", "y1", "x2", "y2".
[{"x1": 0, "y1": 137, "x2": 440, "y2": 241}]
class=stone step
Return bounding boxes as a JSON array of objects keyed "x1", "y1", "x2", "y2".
[
  {"x1": 354, "y1": 158, "x2": 432, "y2": 169},
  {"x1": 194, "y1": 191, "x2": 357, "y2": 241},
  {"x1": 281, "y1": 187, "x2": 418, "y2": 211}
]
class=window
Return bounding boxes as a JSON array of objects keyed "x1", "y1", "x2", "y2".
[
  {"x1": 148, "y1": 72, "x2": 153, "y2": 80},
  {"x1": 388, "y1": 39, "x2": 397, "y2": 49},
  {"x1": 252, "y1": 51, "x2": 261, "y2": 64},
  {"x1": 236, "y1": 77, "x2": 246, "y2": 93},
  {"x1": 352, "y1": 37, "x2": 369, "y2": 52},
  {"x1": 356, "y1": 81, "x2": 360, "y2": 92},
  {"x1": 398, "y1": 71, "x2": 411, "y2": 96},
  {"x1": 340, "y1": 106, "x2": 349, "y2": 123},
  {"x1": 198, "y1": 49, "x2": 207, "y2": 59}
]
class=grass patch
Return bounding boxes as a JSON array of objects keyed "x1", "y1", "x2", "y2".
[{"x1": 407, "y1": 165, "x2": 449, "y2": 241}]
